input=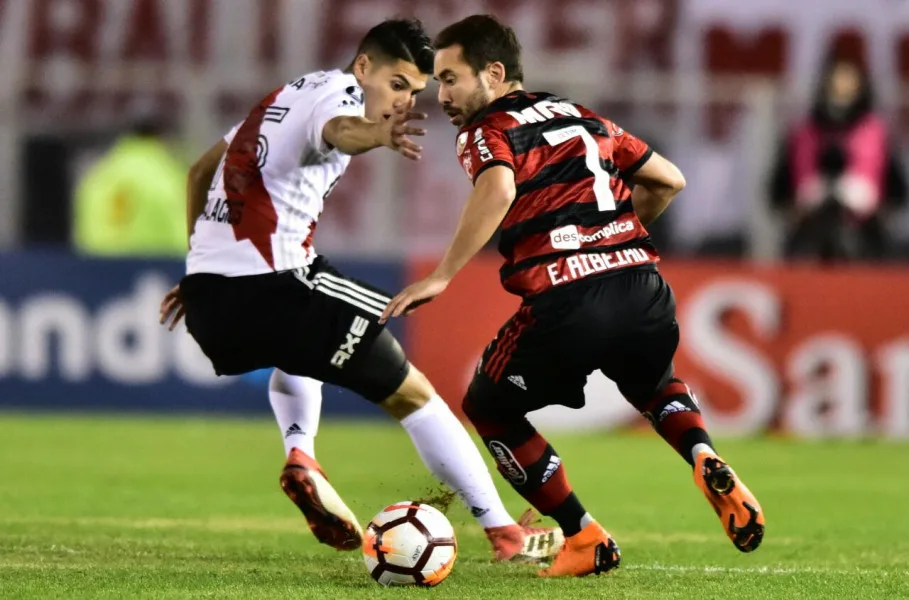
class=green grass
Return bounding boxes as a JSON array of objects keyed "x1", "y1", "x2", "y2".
[{"x1": 0, "y1": 414, "x2": 907, "y2": 599}]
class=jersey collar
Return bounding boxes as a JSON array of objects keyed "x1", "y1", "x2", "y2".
[{"x1": 463, "y1": 90, "x2": 532, "y2": 129}]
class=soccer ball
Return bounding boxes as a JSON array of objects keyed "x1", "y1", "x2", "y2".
[{"x1": 362, "y1": 501, "x2": 457, "y2": 586}]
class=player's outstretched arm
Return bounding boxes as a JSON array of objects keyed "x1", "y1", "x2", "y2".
[
  {"x1": 322, "y1": 110, "x2": 427, "y2": 160},
  {"x1": 432, "y1": 165, "x2": 517, "y2": 281},
  {"x1": 159, "y1": 138, "x2": 226, "y2": 333},
  {"x1": 630, "y1": 151, "x2": 686, "y2": 226},
  {"x1": 381, "y1": 165, "x2": 516, "y2": 321}
]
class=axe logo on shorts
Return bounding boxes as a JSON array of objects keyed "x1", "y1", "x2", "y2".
[{"x1": 330, "y1": 315, "x2": 369, "y2": 368}]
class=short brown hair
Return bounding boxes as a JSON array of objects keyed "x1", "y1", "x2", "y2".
[{"x1": 434, "y1": 15, "x2": 523, "y2": 83}]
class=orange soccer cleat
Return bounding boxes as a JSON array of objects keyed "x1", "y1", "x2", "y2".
[
  {"x1": 537, "y1": 521, "x2": 620, "y2": 578},
  {"x1": 694, "y1": 451, "x2": 765, "y2": 553}
]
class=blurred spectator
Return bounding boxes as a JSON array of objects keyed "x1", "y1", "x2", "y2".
[
  {"x1": 770, "y1": 56, "x2": 906, "y2": 261},
  {"x1": 72, "y1": 115, "x2": 188, "y2": 257}
]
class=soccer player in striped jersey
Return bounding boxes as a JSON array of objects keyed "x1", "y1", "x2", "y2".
[
  {"x1": 159, "y1": 18, "x2": 561, "y2": 563},
  {"x1": 384, "y1": 15, "x2": 765, "y2": 577}
]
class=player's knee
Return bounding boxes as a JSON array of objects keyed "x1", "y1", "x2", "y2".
[
  {"x1": 622, "y1": 365, "x2": 676, "y2": 410},
  {"x1": 269, "y1": 369, "x2": 322, "y2": 398},
  {"x1": 269, "y1": 368, "x2": 291, "y2": 394},
  {"x1": 638, "y1": 377, "x2": 701, "y2": 426},
  {"x1": 461, "y1": 388, "x2": 483, "y2": 425},
  {"x1": 461, "y1": 386, "x2": 511, "y2": 438},
  {"x1": 379, "y1": 365, "x2": 435, "y2": 420}
]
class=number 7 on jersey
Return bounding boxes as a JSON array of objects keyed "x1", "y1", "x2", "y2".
[{"x1": 542, "y1": 126, "x2": 616, "y2": 211}]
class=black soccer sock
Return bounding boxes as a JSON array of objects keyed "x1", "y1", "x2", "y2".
[{"x1": 546, "y1": 492, "x2": 588, "y2": 537}]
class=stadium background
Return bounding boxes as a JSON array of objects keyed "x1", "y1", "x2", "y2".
[
  {"x1": 3, "y1": 3, "x2": 909, "y2": 598},
  {"x1": 1, "y1": 0, "x2": 907, "y2": 437}
]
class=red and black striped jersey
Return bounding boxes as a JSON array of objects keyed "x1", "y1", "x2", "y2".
[{"x1": 456, "y1": 91, "x2": 658, "y2": 298}]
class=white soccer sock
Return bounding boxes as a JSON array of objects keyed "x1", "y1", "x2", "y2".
[
  {"x1": 580, "y1": 512, "x2": 595, "y2": 530},
  {"x1": 268, "y1": 369, "x2": 323, "y2": 458},
  {"x1": 691, "y1": 442, "x2": 716, "y2": 464},
  {"x1": 400, "y1": 396, "x2": 515, "y2": 529}
]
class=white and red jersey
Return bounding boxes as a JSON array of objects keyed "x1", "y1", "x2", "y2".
[{"x1": 187, "y1": 69, "x2": 364, "y2": 276}]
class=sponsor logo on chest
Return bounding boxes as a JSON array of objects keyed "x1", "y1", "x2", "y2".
[{"x1": 549, "y1": 221, "x2": 634, "y2": 250}]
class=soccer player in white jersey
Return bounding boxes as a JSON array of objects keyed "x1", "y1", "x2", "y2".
[{"x1": 159, "y1": 19, "x2": 561, "y2": 562}]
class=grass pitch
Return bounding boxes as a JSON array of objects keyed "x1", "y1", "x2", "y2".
[{"x1": 0, "y1": 414, "x2": 907, "y2": 599}]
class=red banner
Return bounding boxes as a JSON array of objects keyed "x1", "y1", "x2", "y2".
[{"x1": 407, "y1": 257, "x2": 909, "y2": 437}]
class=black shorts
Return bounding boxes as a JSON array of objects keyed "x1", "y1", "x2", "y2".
[
  {"x1": 466, "y1": 267, "x2": 677, "y2": 417},
  {"x1": 180, "y1": 257, "x2": 410, "y2": 403}
]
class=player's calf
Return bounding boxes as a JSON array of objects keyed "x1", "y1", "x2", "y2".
[
  {"x1": 463, "y1": 392, "x2": 594, "y2": 545},
  {"x1": 634, "y1": 378, "x2": 716, "y2": 466}
]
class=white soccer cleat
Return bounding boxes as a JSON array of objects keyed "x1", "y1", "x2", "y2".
[
  {"x1": 280, "y1": 448, "x2": 363, "y2": 550},
  {"x1": 485, "y1": 509, "x2": 565, "y2": 562}
]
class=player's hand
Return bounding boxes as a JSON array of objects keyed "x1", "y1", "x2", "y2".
[
  {"x1": 382, "y1": 108, "x2": 427, "y2": 161},
  {"x1": 159, "y1": 285, "x2": 186, "y2": 331},
  {"x1": 381, "y1": 275, "x2": 449, "y2": 322}
]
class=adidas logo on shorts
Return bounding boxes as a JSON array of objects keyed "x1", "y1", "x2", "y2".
[{"x1": 507, "y1": 375, "x2": 527, "y2": 390}]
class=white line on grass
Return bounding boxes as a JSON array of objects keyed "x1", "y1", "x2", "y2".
[
  {"x1": 1, "y1": 517, "x2": 805, "y2": 545},
  {"x1": 625, "y1": 564, "x2": 906, "y2": 577}
]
